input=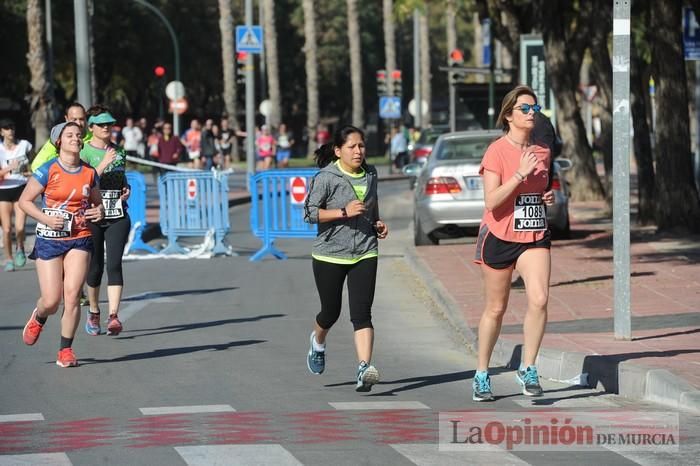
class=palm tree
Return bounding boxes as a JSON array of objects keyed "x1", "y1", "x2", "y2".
[
  {"x1": 217, "y1": 0, "x2": 241, "y2": 161},
  {"x1": 347, "y1": 0, "x2": 364, "y2": 127},
  {"x1": 419, "y1": 7, "x2": 431, "y2": 125},
  {"x1": 262, "y1": 0, "x2": 281, "y2": 129},
  {"x1": 383, "y1": 0, "x2": 397, "y2": 96},
  {"x1": 302, "y1": 0, "x2": 319, "y2": 156},
  {"x1": 26, "y1": 0, "x2": 52, "y2": 144}
]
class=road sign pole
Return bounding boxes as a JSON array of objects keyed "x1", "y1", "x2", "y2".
[
  {"x1": 245, "y1": 0, "x2": 256, "y2": 189},
  {"x1": 74, "y1": 0, "x2": 92, "y2": 109},
  {"x1": 612, "y1": 1, "x2": 631, "y2": 340}
]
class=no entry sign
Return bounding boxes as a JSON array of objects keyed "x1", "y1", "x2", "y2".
[
  {"x1": 290, "y1": 176, "x2": 307, "y2": 204},
  {"x1": 187, "y1": 179, "x2": 197, "y2": 201}
]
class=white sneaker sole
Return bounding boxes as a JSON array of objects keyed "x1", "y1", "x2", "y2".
[{"x1": 356, "y1": 366, "x2": 380, "y2": 392}]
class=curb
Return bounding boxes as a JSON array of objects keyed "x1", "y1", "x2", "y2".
[{"x1": 404, "y1": 248, "x2": 700, "y2": 414}]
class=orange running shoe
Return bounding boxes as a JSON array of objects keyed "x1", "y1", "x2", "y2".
[
  {"x1": 56, "y1": 348, "x2": 78, "y2": 368},
  {"x1": 107, "y1": 314, "x2": 123, "y2": 336},
  {"x1": 22, "y1": 309, "x2": 44, "y2": 346}
]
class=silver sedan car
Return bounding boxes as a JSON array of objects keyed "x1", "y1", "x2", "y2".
[{"x1": 405, "y1": 130, "x2": 572, "y2": 246}]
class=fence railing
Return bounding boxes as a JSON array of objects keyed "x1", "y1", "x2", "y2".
[
  {"x1": 249, "y1": 169, "x2": 318, "y2": 261},
  {"x1": 125, "y1": 171, "x2": 158, "y2": 254},
  {"x1": 159, "y1": 171, "x2": 231, "y2": 255}
]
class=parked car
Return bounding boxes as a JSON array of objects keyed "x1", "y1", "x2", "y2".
[
  {"x1": 407, "y1": 126, "x2": 450, "y2": 189},
  {"x1": 404, "y1": 130, "x2": 572, "y2": 246}
]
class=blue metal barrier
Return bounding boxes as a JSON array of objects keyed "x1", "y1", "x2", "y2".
[
  {"x1": 125, "y1": 171, "x2": 158, "y2": 254},
  {"x1": 159, "y1": 171, "x2": 231, "y2": 255},
  {"x1": 249, "y1": 169, "x2": 319, "y2": 261}
]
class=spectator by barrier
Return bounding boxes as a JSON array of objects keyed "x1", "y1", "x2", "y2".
[
  {"x1": 158, "y1": 170, "x2": 231, "y2": 255},
  {"x1": 125, "y1": 171, "x2": 158, "y2": 254},
  {"x1": 249, "y1": 169, "x2": 318, "y2": 261}
]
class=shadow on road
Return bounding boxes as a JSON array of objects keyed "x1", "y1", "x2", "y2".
[
  {"x1": 115, "y1": 314, "x2": 286, "y2": 339},
  {"x1": 79, "y1": 339, "x2": 266, "y2": 364}
]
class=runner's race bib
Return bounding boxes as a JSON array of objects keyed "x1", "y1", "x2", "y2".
[
  {"x1": 513, "y1": 193, "x2": 547, "y2": 231},
  {"x1": 36, "y1": 208, "x2": 73, "y2": 238},
  {"x1": 101, "y1": 190, "x2": 124, "y2": 219}
]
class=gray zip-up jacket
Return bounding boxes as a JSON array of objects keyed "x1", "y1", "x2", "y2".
[{"x1": 303, "y1": 162, "x2": 379, "y2": 260}]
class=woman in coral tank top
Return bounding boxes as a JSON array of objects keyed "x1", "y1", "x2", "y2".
[{"x1": 471, "y1": 85, "x2": 555, "y2": 401}]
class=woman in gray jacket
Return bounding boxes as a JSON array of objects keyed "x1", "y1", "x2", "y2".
[{"x1": 303, "y1": 125, "x2": 389, "y2": 392}]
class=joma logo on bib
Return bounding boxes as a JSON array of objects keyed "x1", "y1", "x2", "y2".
[{"x1": 513, "y1": 193, "x2": 546, "y2": 232}]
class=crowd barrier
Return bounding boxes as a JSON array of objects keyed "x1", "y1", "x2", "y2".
[
  {"x1": 158, "y1": 170, "x2": 231, "y2": 255},
  {"x1": 125, "y1": 171, "x2": 158, "y2": 254},
  {"x1": 249, "y1": 169, "x2": 318, "y2": 261}
]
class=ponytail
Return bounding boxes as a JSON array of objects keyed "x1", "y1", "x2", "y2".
[{"x1": 314, "y1": 143, "x2": 336, "y2": 168}]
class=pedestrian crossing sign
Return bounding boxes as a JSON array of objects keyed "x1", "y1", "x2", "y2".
[
  {"x1": 379, "y1": 96, "x2": 402, "y2": 119},
  {"x1": 236, "y1": 25, "x2": 264, "y2": 54}
]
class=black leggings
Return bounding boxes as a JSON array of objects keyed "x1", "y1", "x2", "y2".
[
  {"x1": 87, "y1": 215, "x2": 131, "y2": 287},
  {"x1": 312, "y1": 257, "x2": 377, "y2": 331}
]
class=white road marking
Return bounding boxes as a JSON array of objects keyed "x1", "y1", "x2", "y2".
[
  {"x1": 139, "y1": 405, "x2": 235, "y2": 415},
  {"x1": 175, "y1": 445, "x2": 302, "y2": 465},
  {"x1": 329, "y1": 401, "x2": 430, "y2": 410},
  {"x1": 0, "y1": 414, "x2": 44, "y2": 423},
  {"x1": 0, "y1": 453, "x2": 72, "y2": 465},
  {"x1": 391, "y1": 443, "x2": 528, "y2": 465}
]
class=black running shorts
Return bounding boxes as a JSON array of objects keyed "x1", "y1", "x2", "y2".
[{"x1": 474, "y1": 224, "x2": 551, "y2": 269}]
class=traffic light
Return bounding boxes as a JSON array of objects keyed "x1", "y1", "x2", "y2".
[
  {"x1": 391, "y1": 70, "x2": 402, "y2": 97},
  {"x1": 236, "y1": 52, "x2": 248, "y2": 85},
  {"x1": 376, "y1": 70, "x2": 387, "y2": 96},
  {"x1": 449, "y1": 49, "x2": 464, "y2": 86},
  {"x1": 154, "y1": 65, "x2": 166, "y2": 78}
]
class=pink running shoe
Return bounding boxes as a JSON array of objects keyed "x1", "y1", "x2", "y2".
[
  {"x1": 22, "y1": 309, "x2": 44, "y2": 346},
  {"x1": 107, "y1": 314, "x2": 123, "y2": 336}
]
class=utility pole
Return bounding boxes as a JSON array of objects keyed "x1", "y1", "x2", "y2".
[
  {"x1": 245, "y1": 0, "x2": 256, "y2": 183},
  {"x1": 413, "y1": 9, "x2": 422, "y2": 129},
  {"x1": 612, "y1": 0, "x2": 631, "y2": 340},
  {"x1": 74, "y1": 0, "x2": 92, "y2": 109}
]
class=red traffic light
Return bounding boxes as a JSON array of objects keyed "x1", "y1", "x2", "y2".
[
  {"x1": 154, "y1": 65, "x2": 166, "y2": 77},
  {"x1": 391, "y1": 70, "x2": 402, "y2": 80},
  {"x1": 236, "y1": 51, "x2": 248, "y2": 62},
  {"x1": 450, "y1": 49, "x2": 464, "y2": 64}
]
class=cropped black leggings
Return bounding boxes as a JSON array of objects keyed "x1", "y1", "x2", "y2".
[
  {"x1": 87, "y1": 215, "x2": 131, "y2": 287},
  {"x1": 312, "y1": 257, "x2": 377, "y2": 331}
]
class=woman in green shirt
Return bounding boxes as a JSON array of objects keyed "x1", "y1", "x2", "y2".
[{"x1": 80, "y1": 105, "x2": 131, "y2": 337}]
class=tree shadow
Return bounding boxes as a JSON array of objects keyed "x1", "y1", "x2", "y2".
[
  {"x1": 121, "y1": 287, "x2": 238, "y2": 301},
  {"x1": 79, "y1": 339, "x2": 265, "y2": 365},
  {"x1": 0, "y1": 326, "x2": 23, "y2": 331},
  {"x1": 551, "y1": 271, "x2": 654, "y2": 287},
  {"x1": 583, "y1": 349, "x2": 700, "y2": 393},
  {"x1": 632, "y1": 327, "x2": 700, "y2": 342},
  {"x1": 115, "y1": 314, "x2": 285, "y2": 339},
  {"x1": 499, "y1": 312, "x2": 700, "y2": 335},
  {"x1": 324, "y1": 368, "x2": 511, "y2": 396}
]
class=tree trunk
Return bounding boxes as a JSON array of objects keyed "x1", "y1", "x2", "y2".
[
  {"x1": 88, "y1": 0, "x2": 97, "y2": 105},
  {"x1": 302, "y1": 0, "x2": 319, "y2": 157},
  {"x1": 218, "y1": 0, "x2": 241, "y2": 161},
  {"x1": 419, "y1": 8, "x2": 431, "y2": 126},
  {"x1": 446, "y1": 0, "x2": 457, "y2": 59},
  {"x1": 383, "y1": 0, "x2": 397, "y2": 96},
  {"x1": 588, "y1": 3, "x2": 613, "y2": 210},
  {"x1": 263, "y1": 0, "x2": 281, "y2": 129},
  {"x1": 26, "y1": 0, "x2": 51, "y2": 145},
  {"x1": 347, "y1": 0, "x2": 364, "y2": 128},
  {"x1": 650, "y1": 2, "x2": 700, "y2": 231},
  {"x1": 630, "y1": 39, "x2": 656, "y2": 225}
]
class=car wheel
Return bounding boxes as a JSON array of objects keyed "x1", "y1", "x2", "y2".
[{"x1": 414, "y1": 214, "x2": 439, "y2": 246}]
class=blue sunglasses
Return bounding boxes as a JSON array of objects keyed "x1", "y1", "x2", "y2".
[{"x1": 514, "y1": 104, "x2": 541, "y2": 114}]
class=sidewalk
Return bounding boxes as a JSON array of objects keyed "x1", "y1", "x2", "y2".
[{"x1": 405, "y1": 200, "x2": 700, "y2": 413}]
